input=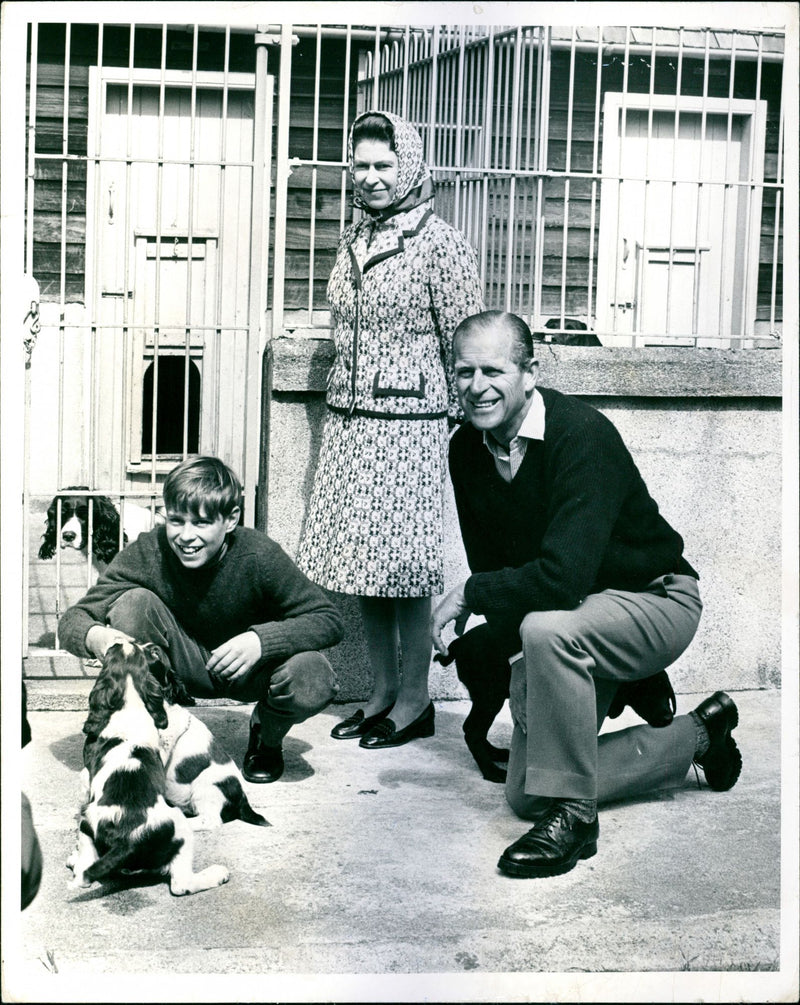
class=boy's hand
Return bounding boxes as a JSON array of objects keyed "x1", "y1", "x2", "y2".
[
  {"x1": 206, "y1": 631, "x2": 262, "y2": 684},
  {"x1": 85, "y1": 625, "x2": 135, "y2": 658}
]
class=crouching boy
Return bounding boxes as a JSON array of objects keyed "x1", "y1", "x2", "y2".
[{"x1": 59, "y1": 456, "x2": 342, "y2": 783}]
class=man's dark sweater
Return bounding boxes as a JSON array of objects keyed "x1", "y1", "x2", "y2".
[
  {"x1": 449, "y1": 386, "x2": 697, "y2": 655},
  {"x1": 58, "y1": 525, "x2": 343, "y2": 664}
]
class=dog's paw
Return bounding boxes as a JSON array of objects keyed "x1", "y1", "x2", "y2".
[
  {"x1": 466, "y1": 738, "x2": 510, "y2": 782},
  {"x1": 190, "y1": 815, "x2": 219, "y2": 832},
  {"x1": 478, "y1": 761, "x2": 508, "y2": 783},
  {"x1": 170, "y1": 864, "x2": 230, "y2": 896},
  {"x1": 208, "y1": 865, "x2": 230, "y2": 887},
  {"x1": 485, "y1": 743, "x2": 510, "y2": 763},
  {"x1": 65, "y1": 855, "x2": 89, "y2": 880}
]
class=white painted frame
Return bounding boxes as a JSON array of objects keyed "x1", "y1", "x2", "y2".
[
  {"x1": 85, "y1": 66, "x2": 268, "y2": 507},
  {"x1": 596, "y1": 92, "x2": 768, "y2": 346}
]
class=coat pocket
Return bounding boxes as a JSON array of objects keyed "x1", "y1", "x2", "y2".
[{"x1": 371, "y1": 369, "x2": 427, "y2": 399}]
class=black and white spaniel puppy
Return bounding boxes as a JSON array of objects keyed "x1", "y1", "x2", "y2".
[
  {"x1": 434, "y1": 624, "x2": 511, "y2": 784},
  {"x1": 436, "y1": 623, "x2": 676, "y2": 784},
  {"x1": 142, "y1": 647, "x2": 270, "y2": 830},
  {"x1": 67, "y1": 641, "x2": 231, "y2": 896},
  {"x1": 39, "y1": 488, "x2": 163, "y2": 566}
]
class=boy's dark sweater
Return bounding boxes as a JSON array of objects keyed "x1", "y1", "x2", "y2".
[
  {"x1": 449, "y1": 386, "x2": 698, "y2": 655},
  {"x1": 58, "y1": 525, "x2": 343, "y2": 663}
]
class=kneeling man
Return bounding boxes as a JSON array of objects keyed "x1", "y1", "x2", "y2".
[
  {"x1": 59, "y1": 456, "x2": 342, "y2": 783},
  {"x1": 432, "y1": 311, "x2": 741, "y2": 878}
]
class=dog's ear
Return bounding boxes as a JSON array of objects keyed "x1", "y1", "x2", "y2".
[
  {"x1": 166, "y1": 666, "x2": 196, "y2": 707},
  {"x1": 168, "y1": 674, "x2": 196, "y2": 707},
  {"x1": 141, "y1": 643, "x2": 167, "y2": 679},
  {"x1": 83, "y1": 651, "x2": 129, "y2": 740},
  {"x1": 91, "y1": 497, "x2": 124, "y2": 563},
  {"x1": 135, "y1": 663, "x2": 170, "y2": 730},
  {"x1": 38, "y1": 501, "x2": 58, "y2": 559},
  {"x1": 142, "y1": 644, "x2": 195, "y2": 707}
]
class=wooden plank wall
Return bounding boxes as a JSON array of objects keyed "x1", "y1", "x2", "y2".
[{"x1": 272, "y1": 38, "x2": 359, "y2": 313}]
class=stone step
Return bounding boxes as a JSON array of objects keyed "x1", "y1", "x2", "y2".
[
  {"x1": 24, "y1": 676, "x2": 246, "y2": 712},
  {"x1": 22, "y1": 648, "x2": 243, "y2": 711},
  {"x1": 25, "y1": 677, "x2": 95, "y2": 711},
  {"x1": 23, "y1": 646, "x2": 98, "y2": 680}
]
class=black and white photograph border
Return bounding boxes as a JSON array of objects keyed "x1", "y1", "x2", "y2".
[{"x1": 1, "y1": 1, "x2": 798, "y2": 1003}]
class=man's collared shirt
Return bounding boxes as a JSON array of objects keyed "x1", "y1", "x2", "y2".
[
  {"x1": 480, "y1": 388, "x2": 546, "y2": 668},
  {"x1": 481, "y1": 388, "x2": 545, "y2": 482}
]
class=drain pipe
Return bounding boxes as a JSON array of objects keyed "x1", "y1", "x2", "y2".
[
  {"x1": 255, "y1": 23, "x2": 296, "y2": 532},
  {"x1": 248, "y1": 24, "x2": 270, "y2": 529}
]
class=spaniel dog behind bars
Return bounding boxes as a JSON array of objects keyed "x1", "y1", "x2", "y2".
[
  {"x1": 67, "y1": 642, "x2": 234, "y2": 896},
  {"x1": 38, "y1": 488, "x2": 163, "y2": 567}
]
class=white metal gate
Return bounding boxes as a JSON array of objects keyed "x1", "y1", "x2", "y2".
[{"x1": 23, "y1": 23, "x2": 273, "y2": 652}]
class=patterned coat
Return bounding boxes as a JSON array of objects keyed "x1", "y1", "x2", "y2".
[
  {"x1": 297, "y1": 109, "x2": 484, "y2": 597},
  {"x1": 325, "y1": 201, "x2": 484, "y2": 422}
]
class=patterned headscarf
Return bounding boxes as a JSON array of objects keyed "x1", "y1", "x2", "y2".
[{"x1": 348, "y1": 110, "x2": 433, "y2": 218}]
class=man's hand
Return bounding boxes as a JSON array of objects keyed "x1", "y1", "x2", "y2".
[
  {"x1": 85, "y1": 625, "x2": 135, "y2": 658},
  {"x1": 430, "y1": 582, "x2": 471, "y2": 656},
  {"x1": 206, "y1": 631, "x2": 262, "y2": 685}
]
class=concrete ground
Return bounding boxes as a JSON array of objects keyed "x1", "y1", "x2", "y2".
[{"x1": 5, "y1": 683, "x2": 798, "y2": 1004}]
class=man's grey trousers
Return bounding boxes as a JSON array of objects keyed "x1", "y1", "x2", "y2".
[{"x1": 505, "y1": 573, "x2": 703, "y2": 819}]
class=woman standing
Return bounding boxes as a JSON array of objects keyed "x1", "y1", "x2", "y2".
[{"x1": 297, "y1": 110, "x2": 483, "y2": 749}]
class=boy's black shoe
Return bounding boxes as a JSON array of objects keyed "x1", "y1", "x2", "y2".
[{"x1": 243, "y1": 723, "x2": 284, "y2": 783}]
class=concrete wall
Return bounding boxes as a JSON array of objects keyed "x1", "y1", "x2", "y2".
[{"x1": 266, "y1": 340, "x2": 783, "y2": 701}]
